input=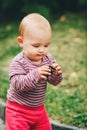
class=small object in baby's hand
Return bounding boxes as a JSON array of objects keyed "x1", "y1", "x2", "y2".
[{"x1": 49, "y1": 65, "x2": 55, "y2": 74}]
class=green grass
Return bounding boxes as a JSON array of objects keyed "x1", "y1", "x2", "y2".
[{"x1": 0, "y1": 13, "x2": 87, "y2": 128}]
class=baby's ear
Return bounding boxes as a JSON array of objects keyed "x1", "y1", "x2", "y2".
[{"x1": 17, "y1": 36, "x2": 23, "y2": 47}]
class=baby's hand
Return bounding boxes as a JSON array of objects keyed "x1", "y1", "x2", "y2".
[
  {"x1": 38, "y1": 66, "x2": 51, "y2": 80},
  {"x1": 50, "y1": 63, "x2": 62, "y2": 75}
]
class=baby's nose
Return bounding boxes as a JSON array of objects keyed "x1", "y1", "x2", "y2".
[{"x1": 39, "y1": 47, "x2": 45, "y2": 52}]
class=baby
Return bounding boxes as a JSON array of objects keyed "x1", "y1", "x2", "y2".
[{"x1": 6, "y1": 13, "x2": 63, "y2": 130}]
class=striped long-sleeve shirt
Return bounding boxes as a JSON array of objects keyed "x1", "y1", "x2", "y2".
[{"x1": 7, "y1": 51, "x2": 63, "y2": 107}]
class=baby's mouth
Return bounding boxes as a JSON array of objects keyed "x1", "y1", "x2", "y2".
[{"x1": 37, "y1": 54, "x2": 44, "y2": 57}]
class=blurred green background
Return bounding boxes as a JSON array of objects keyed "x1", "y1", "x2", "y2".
[
  {"x1": 0, "y1": 0, "x2": 87, "y2": 128},
  {"x1": 0, "y1": 0, "x2": 87, "y2": 22}
]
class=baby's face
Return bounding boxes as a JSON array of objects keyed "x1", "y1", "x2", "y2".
[{"x1": 22, "y1": 24, "x2": 52, "y2": 63}]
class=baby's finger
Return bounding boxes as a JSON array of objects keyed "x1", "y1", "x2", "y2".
[
  {"x1": 55, "y1": 69, "x2": 62, "y2": 75},
  {"x1": 41, "y1": 75, "x2": 47, "y2": 80},
  {"x1": 56, "y1": 66, "x2": 61, "y2": 71},
  {"x1": 51, "y1": 63, "x2": 58, "y2": 68}
]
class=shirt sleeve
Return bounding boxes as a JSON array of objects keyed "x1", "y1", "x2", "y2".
[
  {"x1": 46, "y1": 54, "x2": 63, "y2": 86},
  {"x1": 9, "y1": 60, "x2": 41, "y2": 92},
  {"x1": 47, "y1": 73, "x2": 63, "y2": 86}
]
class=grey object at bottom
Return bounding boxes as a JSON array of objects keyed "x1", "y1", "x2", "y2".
[{"x1": 0, "y1": 119, "x2": 5, "y2": 130}]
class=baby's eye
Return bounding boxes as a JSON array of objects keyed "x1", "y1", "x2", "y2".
[
  {"x1": 44, "y1": 45, "x2": 49, "y2": 47},
  {"x1": 32, "y1": 45, "x2": 40, "y2": 48}
]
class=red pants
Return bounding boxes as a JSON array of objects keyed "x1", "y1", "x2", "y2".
[{"x1": 5, "y1": 100, "x2": 52, "y2": 130}]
